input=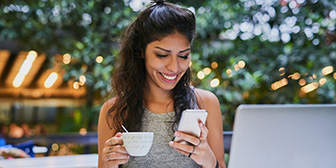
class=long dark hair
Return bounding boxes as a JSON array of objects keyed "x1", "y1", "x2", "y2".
[{"x1": 107, "y1": 0, "x2": 196, "y2": 133}]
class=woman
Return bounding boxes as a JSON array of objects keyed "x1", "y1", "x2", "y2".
[{"x1": 98, "y1": 0, "x2": 226, "y2": 167}]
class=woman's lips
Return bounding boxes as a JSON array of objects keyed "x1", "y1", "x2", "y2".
[{"x1": 159, "y1": 72, "x2": 178, "y2": 82}]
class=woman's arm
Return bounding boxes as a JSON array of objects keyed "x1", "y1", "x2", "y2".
[
  {"x1": 98, "y1": 98, "x2": 130, "y2": 168},
  {"x1": 195, "y1": 88, "x2": 226, "y2": 168}
]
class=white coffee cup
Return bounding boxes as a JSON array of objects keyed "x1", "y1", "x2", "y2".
[{"x1": 122, "y1": 132, "x2": 154, "y2": 156}]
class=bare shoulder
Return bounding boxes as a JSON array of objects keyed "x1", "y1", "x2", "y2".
[
  {"x1": 194, "y1": 88, "x2": 218, "y2": 99},
  {"x1": 98, "y1": 96, "x2": 118, "y2": 134},
  {"x1": 194, "y1": 88, "x2": 220, "y2": 109},
  {"x1": 100, "y1": 97, "x2": 117, "y2": 116}
]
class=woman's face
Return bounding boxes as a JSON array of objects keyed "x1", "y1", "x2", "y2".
[{"x1": 144, "y1": 32, "x2": 191, "y2": 92}]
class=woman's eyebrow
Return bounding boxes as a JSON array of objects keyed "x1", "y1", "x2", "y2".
[
  {"x1": 154, "y1": 47, "x2": 171, "y2": 52},
  {"x1": 154, "y1": 47, "x2": 191, "y2": 53},
  {"x1": 178, "y1": 48, "x2": 191, "y2": 53}
]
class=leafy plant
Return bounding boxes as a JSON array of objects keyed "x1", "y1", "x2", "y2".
[{"x1": 1, "y1": 0, "x2": 335, "y2": 131}]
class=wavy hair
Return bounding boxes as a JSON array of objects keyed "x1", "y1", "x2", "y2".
[{"x1": 107, "y1": 1, "x2": 196, "y2": 133}]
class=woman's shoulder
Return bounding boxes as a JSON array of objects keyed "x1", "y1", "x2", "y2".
[
  {"x1": 98, "y1": 96, "x2": 118, "y2": 133},
  {"x1": 100, "y1": 96, "x2": 118, "y2": 115},
  {"x1": 194, "y1": 88, "x2": 218, "y2": 101},
  {"x1": 193, "y1": 87, "x2": 220, "y2": 109}
]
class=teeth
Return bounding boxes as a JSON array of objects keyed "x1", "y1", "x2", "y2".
[{"x1": 161, "y1": 73, "x2": 177, "y2": 80}]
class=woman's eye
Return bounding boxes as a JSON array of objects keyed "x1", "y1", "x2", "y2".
[
  {"x1": 178, "y1": 54, "x2": 189, "y2": 59},
  {"x1": 156, "y1": 54, "x2": 168, "y2": 58}
]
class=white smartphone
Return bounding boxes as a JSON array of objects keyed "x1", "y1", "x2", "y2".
[{"x1": 173, "y1": 109, "x2": 208, "y2": 144}]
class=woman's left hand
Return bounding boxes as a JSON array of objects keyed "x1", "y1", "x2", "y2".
[{"x1": 169, "y1": 121, "x2": 217, "y2": 168}]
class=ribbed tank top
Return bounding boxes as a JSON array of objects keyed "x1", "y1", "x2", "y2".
[{"x1": 122, "y1": 108, "x2": 201, "y2": 168}]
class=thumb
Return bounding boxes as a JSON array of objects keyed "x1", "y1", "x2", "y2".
[{"x1": 199, "y1": 121, "x2": 208, "y2": 139}]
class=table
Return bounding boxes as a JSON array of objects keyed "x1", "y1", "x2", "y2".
[{"x1": 0, "y1": 154, "x2": 98, "y2": 168}]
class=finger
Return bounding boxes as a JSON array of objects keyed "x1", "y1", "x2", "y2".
[
  {"x1": 105, "y1": 158, "x2": 129, "y2": 166},
  {"x1": 103, "y1": 145, "x2": 128, "y2": 154},
  {"x1": 105, "y1": 133, "x2": 123, "y2": 146},
  {"x1": 103, "y1": 152, "x2": 130, "y2": 162},
  {"x1": 169, "y1": 141, "x2": 195, "y2": 154},
  {"x1": 174, "y1": 131, "x2": 201, "y2": 146},
  {"x1": 198, "y1": 121, "x2": 208, "y2": 140},
  {"x1": 174, "y1": 148, "x2": 200, "y2": 160}
]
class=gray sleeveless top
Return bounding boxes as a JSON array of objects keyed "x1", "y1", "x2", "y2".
[{"x1": 122, "y1": 108, "x2": 201, "y2": 168}]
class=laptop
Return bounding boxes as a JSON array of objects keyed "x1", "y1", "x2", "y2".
[{"x1": 228, "y1": 104, "x2": 336, "y2": 168}]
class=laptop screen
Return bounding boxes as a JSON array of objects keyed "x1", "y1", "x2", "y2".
[{"x1": 228, "y1": 104, "x2": 336, "y2": 168}]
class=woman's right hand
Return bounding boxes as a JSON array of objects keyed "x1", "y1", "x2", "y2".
[{"x1": 102, "y1": 132, "x2": 130, "y2": 168}]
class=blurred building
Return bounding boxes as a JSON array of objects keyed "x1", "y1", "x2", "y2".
[{"x1": 0, "y1": 41, "x2": 86, "y2": 130}]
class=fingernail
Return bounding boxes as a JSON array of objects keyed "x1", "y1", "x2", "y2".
[
  {"x1": 175, "y1": 132, "x2": 180, "y2": 137},
  {"x1": 169, "y1": 141, "x2": 174, "y2": 146}
]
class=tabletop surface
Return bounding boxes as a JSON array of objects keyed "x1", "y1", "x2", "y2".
[{"x1": 0, "y1": 154, "x2": 98, "y2": 168}]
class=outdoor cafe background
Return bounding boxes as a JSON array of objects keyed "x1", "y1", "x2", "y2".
[{"x1": 0, "y1": 0, "x2": 335, "y2": 161}]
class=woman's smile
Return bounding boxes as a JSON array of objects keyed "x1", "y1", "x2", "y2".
[{"x1": 159, "y1": 72, "x2": 178, "y2": 82}]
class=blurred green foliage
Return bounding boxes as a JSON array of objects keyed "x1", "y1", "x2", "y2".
[{"x1": 1, "y1": 0, "x2": 335, "y2": 131}]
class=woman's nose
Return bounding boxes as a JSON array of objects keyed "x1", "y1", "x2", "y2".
[{"x1": 166, "y1": 56, "x2": 179, "y2": 73}]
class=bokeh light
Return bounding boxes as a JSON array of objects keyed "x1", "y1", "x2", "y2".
[
  {"x1": 63, "y1": 53, "x2": 71, "y2": 64},
  {"x1": 210, "y1": 78, "x2": 220, "y2": 88},
  {"x1": 211, "y1": 62, "x2": 218, "y2": 69},
  {"x1": 96, "y1": 56, "x2": 103, "y2": 63},
  {"x1": 203, "y1": 67, "x2": 211, "y2": 75},
  {"x1": 197, "y1": 71, "x2": 205, "y2": 80}
]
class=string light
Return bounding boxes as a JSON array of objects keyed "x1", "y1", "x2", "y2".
[
  {"x1": 44, "y1": 72, "x2": 58, "y2": 88},
  {"x1": 319, "y1": 78, "x2": 327, "y2": 86},
  {"x1": 298, "y1": 79, "x2": 306, "y2": 86},
  {"x1": 281, "y1": 78, "x2": 288, "y2": 85},
  {"x1": 301, "y1": 82, "x2": 318, "y2": 93},
  {"x1": 279, "y1": 67, "x2": 285, "y2": 76},
  {"x1": 321, "y1": 66, "x2": 333, "y2": 75},
  {"x1": 290, "y1": 72, "x2": 301, "y2": 80},
  {"x1": 12, "y1": 51, "x2": 38, "y2": 88},
  {"x1": 271, "y1": 78, "x2": 288, "y2": 90}
]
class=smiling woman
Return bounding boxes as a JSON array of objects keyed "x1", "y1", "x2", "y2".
[
  {"x1": 98, "y1": 0, "x2": 225, "y2": 168},
  {"x1": 144, "y1": 33, "x2": 191, "y2": 91}
]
